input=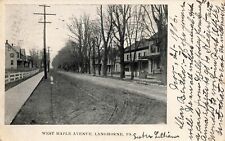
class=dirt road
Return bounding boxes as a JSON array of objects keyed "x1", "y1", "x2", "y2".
[{"x1": 12, "y1": 70, "x2": 166, "y2": 124}]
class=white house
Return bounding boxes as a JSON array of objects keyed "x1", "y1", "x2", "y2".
[{"x1": 115, "y1": 33, "x2": 162, "y2": 77}]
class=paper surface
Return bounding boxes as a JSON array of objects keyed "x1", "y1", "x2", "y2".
[{"x1": 0, "y1": 0, "x2": 224, "y2": 141}]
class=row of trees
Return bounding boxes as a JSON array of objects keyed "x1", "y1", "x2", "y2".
[
  {"x1": 52, "y1": 4, "x2": 167, "y2": 83},
  {"x1": 29, "y1": 48, "x2": 43, "y2": 68}
]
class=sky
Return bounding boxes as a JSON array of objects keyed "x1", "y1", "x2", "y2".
[
  {"x1": 5, "y1": 4, "x2": 98, "y2": 63},
  {"x1": 5, "y1": 4, "x2": 158, "y2": 66}
]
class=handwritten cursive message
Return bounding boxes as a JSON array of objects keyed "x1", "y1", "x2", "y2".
[{"x1": 169, "y1": 0, "x2": 224, "y2": 140}]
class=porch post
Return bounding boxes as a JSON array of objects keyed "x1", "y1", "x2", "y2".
[{"x1": 148, "y1": 59, "x2": 151, "y2": 74}]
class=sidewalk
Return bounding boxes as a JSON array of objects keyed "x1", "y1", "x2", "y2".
[
  {"x1": 110, "y1": 74, "x2": 163, "y2": 85},
  {"x1": 59, "y1": 71, "x2": 167, "y2": 103},
  {"x1": 5, "y1": 71, "x2": 44, "y2": 124}
]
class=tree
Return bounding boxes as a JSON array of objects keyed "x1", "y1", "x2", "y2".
[
  {"x1": 142, "y1": 5, "x2": 168, "y2": 84},
  {"x1": 111, "y1": 5, "x2": 131, "y2": 78},
  {"x1": 99, "y1": 5, "x2": 114, "y2": 76},
  {"x1": 92, "y1": 39, "x2": 96, "y2": 75},
  {"x1": 108, "y1": 41, "x2": 118, "y2": 76},
  {"x1": 126, "y1": 5, "x2": 145, "y2": 80},
  {"x1": 67, "y1": 14, "x2": 93, "y2": 73},
  {"x1": 89, "y1": 21, "x2": 102, "y2": 76},
  {"x1": 29, "y1": 48, "x2": 41, "y2": 68},
  {"x1": 52, "y1": 40, "x2": 80, "y2": 71}
]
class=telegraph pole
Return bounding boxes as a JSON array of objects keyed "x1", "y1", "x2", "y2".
[
  {"x1": 47, "y1": 46, "x2": 50, "y2": 72},
  {"x1": 34, "y1": 5, "x2": 56, "y2": 79}
]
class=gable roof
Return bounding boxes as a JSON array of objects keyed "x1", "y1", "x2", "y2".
[
  {"x1": 124, "y1": 39, "x2": 151, "y2": 53},
  {"x1": 124, "y1": 32, "x2": 158, "y2": 53},
  {"x1": 5, "y1": 42, "x2": 19, "y2": 53}
]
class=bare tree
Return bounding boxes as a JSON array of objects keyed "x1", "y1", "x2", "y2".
[
  {"x1": 126, "y1": 5, "x2": 145, "y2": 80},
  {"x1": 111, "y1": 5, "x2": 131, "y2": 79},
  {"x1": 68, "y1": 14, "x2": 93, "y2": 73},
  {"x1": 83, "y1": 15, "x2": 92, "y2": 73},
  {"x1": 52, "y1": 40, "x2": 80, "y2": 71},
  {"x1": 29, "y1": 48, "x2": 41, "y2": 68},
  {"x1": 99, "y1": 5, "x2": 114, "y2": 76},
  {"x1": 96, "y1": 36, "x2": 103, "y2": 76},
  {"x1": 152, "y1": 5, "x2": 168, "y2": 85},
  {"x1": 68, "y1": 17, "x2": 83, "y2": 72},
  {"x1": 92, "y1": 39, "x2": 96, "y2": 75},
  {"x1": 88, "y1": 36, "x2": 92, "y2": 74},
  {"x1": 108, "y1": 38, "x2": 118, "y2": 76},
  {"x1": 141, "y1": 5, "x2": 168, "y2": 84},
  {"x1": 90, "y1": 21, "x2": 102, "y2": 76},
  {"x1": 141, "y1": 5, "x2": 156, "y2": 36}
]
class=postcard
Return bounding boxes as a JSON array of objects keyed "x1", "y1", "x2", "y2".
[{"x1": 0, "y1": 0, "x2": 224, "y2": 140}]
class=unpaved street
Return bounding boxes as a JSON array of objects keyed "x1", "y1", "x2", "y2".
[{"x1": 12, "y1": 70, "x2": 166, "y2": 124}]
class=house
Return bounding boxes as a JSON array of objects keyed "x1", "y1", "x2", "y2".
[
  {"x1": 17, "y1": 48, "x2": 27, "y2": 68},
  {"x1": 115, "y1": 33, "x2": 163, "y2": 77},
  {"x1": 90, "y1": 47, "x2": 118, "y2": 75},
  {"x1": 24, "y1": 55, "x2": 33, "y2": 68},
  {"x1": 5, "y1": 40, "x2": 20, "y2": 69},
  {"x1": 89, "y1": 33, "x2": 165, "y2": 78},
  {"x1": 5, "y1": 40, "x2": 32, "y2": 70}
]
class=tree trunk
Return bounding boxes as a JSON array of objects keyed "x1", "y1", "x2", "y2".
[
  {"x1": 98, "y1": 64, "x2": 101, "y2": 75},
  {"x1": 151, "y1": 5, "x2": 167, "y2": 85},
  {"x1": 97, "y1": 46, "x2": 101, "y2": 76},
  {"x1": 102, "y1": 46, "x2": 108, "y2": 76},
  {"x1": 130, "y1": 62, "x2": 134, "y2": 80},
  {"x1": 119, "y1": 47, "x2": 125, "y2": 78},
  {"x1": 160, "y1": 31, "x2": 167, "y2": 85},
  {"x1": 88, "y1": 60, "x2": 91, "y2": 74},
  {"x1": 98, "y1": 55, "x2": 101, "y2": 76},
  {"x1": 88, "y1": 49, "x2": 91, "y2": 74},
  {"x1": 92, "y1": 40, "x2": 96, "y2": 76}
]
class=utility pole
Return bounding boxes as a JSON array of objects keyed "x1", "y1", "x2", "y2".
[
  {"x1": 47, "y1": 46, "x2": 50, "y2": 72},
  {"x1": 34, "y1": 5, "x2": 56, "y2": 79}
]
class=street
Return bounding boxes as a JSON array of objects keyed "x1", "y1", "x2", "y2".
[{"x1": 12, "y1": 70, "x2": 166, "y2": 124}]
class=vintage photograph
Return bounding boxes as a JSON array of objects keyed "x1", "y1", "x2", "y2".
[{"x1": 5, "y1": 4, "x2": 168, "y2": 125}]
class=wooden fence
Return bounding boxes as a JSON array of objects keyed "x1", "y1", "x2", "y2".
[{"x1": 5, "y1": 69, "x2": 40, "y2": 84}]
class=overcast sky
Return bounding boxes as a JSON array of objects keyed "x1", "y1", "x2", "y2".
[
  {"x1": 5, "y1": 4, "x2": 158, "y2": 66},
  {"x1": 5, "y1": 4, "x2": 98, "y2": 62}
]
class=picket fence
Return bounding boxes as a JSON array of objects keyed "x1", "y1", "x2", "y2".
[{"x1": 5, "y1": 69, "x2": 40, "y2": 84}]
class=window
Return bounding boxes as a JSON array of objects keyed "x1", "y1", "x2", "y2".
[
  {"x1": 156, "y1": 58, "x2": 161, "y2": 69},
  {"x1": 138, "y1": 53, "x2": 141, "y2": 57},
  {"x1": 151, "y1": 46, "x2": 156, "y2": 53},
  {"x1": 127, "y1": 54, "x2": 129, "y2": 60},
  {"x1": 10, "y1": 53, "x2": 14, "y2": 58},
  {"x1": 157, "y1": 46, "x2": 160, "y2": 52},
  {"x1": 144, "y1": 52, "x2": 146, "y2": 56},
  {"x1": 17, "y1": 53, "x2": 19, "y2": 58},
  {"x1": 11, "y1": 60, "x2": 13, "y2": 65}
]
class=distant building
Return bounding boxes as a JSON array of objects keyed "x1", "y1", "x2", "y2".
[
  {"x1": 90, "y1": 47, "x2": 118, "y2": 75},
  {"x1": 24, "y1": 55, "x2": 33, "y2": 68}
]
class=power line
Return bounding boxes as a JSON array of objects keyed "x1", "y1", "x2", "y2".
[{"x1": 34, "y1": 5, "x2": 56, "y2": 79}]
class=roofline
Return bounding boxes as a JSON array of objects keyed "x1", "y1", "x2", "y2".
[
  {"x1": 5, "y1": 42, "x2": 19, "y2": 53},
  {"x1": 124, "y1": 46, "x2": 149, "y2": 53}
]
